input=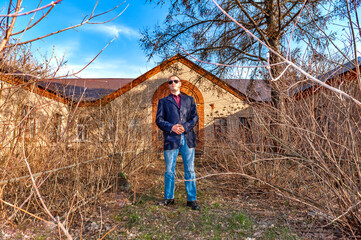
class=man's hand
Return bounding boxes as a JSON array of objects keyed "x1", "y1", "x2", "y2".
[{"x1": 171, "y1": 124, "x2": 185, "y2": 135}]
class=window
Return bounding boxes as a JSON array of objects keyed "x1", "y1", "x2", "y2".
[
  {"x1": 129, "y1": 118, "x2": 141, "y2": 140},
  {"x1": 214, "y1": 117, "x2": 227, "y2": 140},
  {"x1": 0, "y1": 119, "x2": 13, "y2": 141},
  {"x1": 22, "y1": 105, "x2": 37, "y2": 138},
  {"x1": 52, "y1": 114, "x2": 63, "y2": 142},
  {"x1": 101, "y1": 118, "x2": 115, "y2": 142},
  {"x1": 239, "y1": 117, "x2": 252, "y2": 141},
  {"x1": 315, "y1": 105, "x2": 329, "y2": 133},
  {"x1": 239, "y1": 117, "x2": 251, "y2": 129},
  {"x1": 75, "y1": 118, "x2": 88, "y2": 142}
]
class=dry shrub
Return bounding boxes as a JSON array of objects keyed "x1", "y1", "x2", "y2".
[
  {"x1": 0, "y1": 83, "x2": 156, "y2": 226},
  {"x1": 203, "y1": 76, "x2": 361, "y2": 236}
]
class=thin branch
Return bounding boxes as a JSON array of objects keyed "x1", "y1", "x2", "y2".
[
  {"x1": 89, "y1": 1, "x2": 129, "y2": 25},
  {"x1": 0, "y1": 198, "x2": 54, "y2": 224},
  {"x1": 4, "y1": 1, "x2": 126, "y2": 49},
  {"x1": 286, "y1": 0, "x2": 307, "y2": 59},
  {"x1": 175, "y1": 41, "x2": 285, "y2": 69},
  {"x1": 235, "y1": 0, "x2": 270, "y2": 45},
  {"x1": 71, "y1": 35, "x2": 118, "y2": 76},
  {"x1": 178, "y1": 172, "x2": 322, "y2": 209},
  {"x1": 22, "y1": 137, "x2": 73, "y2": 239},
  {"x1": 322, "y1": 201, "x2": 361, "y2": 227},
  {"x1": 212, "y1": 0, "x2": 361, "y2": 107},
  {"x1": 0, "y1": 0, "x2": 61, "y2": 17},
  {"x1": 346, "y1": 0, "x2": 361, "y2": 91},
  {"x1": 11, "y1": 3, "x2": 56, "y2": 36},
  {"x1": 304, "y1": 6, "x2": 353, "y2": 65},
  {"x1": 0, "y1": 0, "x2": 22, "y2": 52}
]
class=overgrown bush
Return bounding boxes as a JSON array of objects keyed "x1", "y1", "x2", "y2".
[{"x1": 203, "y1": 77, "x2": 361, "y2": 237}]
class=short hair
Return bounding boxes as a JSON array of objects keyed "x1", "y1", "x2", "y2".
[{"x1": 168, "y1": 75, "x2": 180, "y2": 81}]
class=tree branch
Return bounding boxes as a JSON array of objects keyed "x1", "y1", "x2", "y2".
[
  {"x1": 4, "y1": 1, "x2": 126, "y2": 49},
  {"x1": 11, "y1": 3, "x2": 56, "y2": 36},
  {"x1": 213, "y1": 0, "x2": 361, "y2": 107},
  {"x1": 235, "y1": 0, "x2": 270, "y2": 45},
  {"x1": 0, "y1": 0, "x2": 61, "y2": 17},
  {"x1": 0, "y1": 0, "x2": 22, "y2": 52}
]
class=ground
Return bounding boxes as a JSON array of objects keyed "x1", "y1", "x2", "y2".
[{"x1": 0, "y1": 158, "x2": 347, "y2": 239}]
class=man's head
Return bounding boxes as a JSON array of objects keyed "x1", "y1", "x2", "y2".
[{"x1": 168, "y1": 75, "x2": 181, "y2": 93}]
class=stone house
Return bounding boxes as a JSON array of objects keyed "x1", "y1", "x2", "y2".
[
  {"x1": 1, "y1": 54, "x2": 259, "y2": 155},
  {"x1": 1, "y1": 55, "x2": 360, "y2": 156},
  {"x1": 0, "y1": 73, "x2": 69, "y2": 150},
  {"x1": 70, "y1": 54, "x2": 257, "y2": 153}
]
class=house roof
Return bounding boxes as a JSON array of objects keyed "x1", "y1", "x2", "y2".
[
  {"x1": 0, "y1": 73, "x2": 130, "y2": 103},
  {"x1": 318, "y1": 57, "x2": 361, "y2": 82},
  {"x1": 35, "y1": 81, "x2": 114, "y2": 102},
  {"x1": 1, "y1": 54, "x2": 251, "y2": 105},
  {"x1": 223, "y1": 79, "x2": 271, "y2": 102},
  {"x1": 4, "y1": 55, "x2": 356, "y2": 105},
  {"x1": 0, "y1": 73, "x2": 70, "y2": 104},
  {"x1": 46, "y1": 78, "x2": 133, "y2": 90},
  {"x1": 77, "y1": 54, "x2": 250, "y2": 107},
  {"x1": 38, "y1": 78, "x2": 133, "y2": 102},
  {"x1": 292, "y1": 57, "x2": 361, "y2": 99},
  {"x1": 224, "y1": 58, "x2": 361, "y2": 102}
]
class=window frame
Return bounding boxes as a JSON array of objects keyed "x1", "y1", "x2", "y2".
[
  {"x1": 214, "y1": 117, "x2": 227, "y2": 140},
  {"x1": 75, "y1": 118, "x2": 89, "y2": 142}
]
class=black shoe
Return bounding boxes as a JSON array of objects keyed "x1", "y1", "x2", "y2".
[
  {"x1": 158, "y1": 199, "x2": 175, "y2": 206},
  {"x1": 186, "y1": 201, "x2": 200, "y2": 210}
]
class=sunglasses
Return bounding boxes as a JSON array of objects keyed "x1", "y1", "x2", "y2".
[{"x1": 168, "y1": 80, "x2": 180, "y2": 84}]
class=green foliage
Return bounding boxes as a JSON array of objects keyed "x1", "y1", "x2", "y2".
[
  {"x1": 34, "y1": 236, "x2": 47, "y2": 240},
  {"x1": 229, "y1": 211, "x2": 254, "y2": 232},
  {"x1": 112, "y1": 199, "x2": 257, "y2": 239},
  {"x1": 262, "y1": 225, "x2": 298, "y2": 240}
]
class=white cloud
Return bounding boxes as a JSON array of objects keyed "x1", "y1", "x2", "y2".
[
  {"x1": 85, "y1": 24, "x2": 140, "y2": 38},
  {"x1": 31, "y1": 40, "x2": 82, "y2": 75},
  {"x1": 52, "y1": 42, "x2": 79, "y2": 59},
  {"x1": 57, "y1": 58, "x2": 152, "y2": 78},
  {"x1": 33, "y1": 40, "x2": 80, "y2": 63}
]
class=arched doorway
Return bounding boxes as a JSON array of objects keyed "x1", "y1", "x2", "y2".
[{"x1": 152, "y1": 80, "x2": 204, "y2": 151}]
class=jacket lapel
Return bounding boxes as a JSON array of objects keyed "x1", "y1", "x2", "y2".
[
  {"x1": 180, "y1": 94, "x2": 187, "y2": 115},
  {"x1": 166, "y1": 94, "x2": 180, "y2": 109}
]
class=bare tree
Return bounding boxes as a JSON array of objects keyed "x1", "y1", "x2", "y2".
[
  {"x1": 0, "y1": 0, "x2": 126, "y2": 52},
  {"x1": 141, "y1": 0, "x2": 333, "y2": 97},
  {"x1": 140, "y1": 0, "x2": 342, "y2": 153},
  {"x1": 188, "y1": 0, "x2": 361, "y2": 236}
]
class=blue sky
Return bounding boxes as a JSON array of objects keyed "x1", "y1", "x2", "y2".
[
  {"x1": 2, "y1": 1, "x2": 361, "y2": 79},
  {"x1": 3, "y1": 0, "x2": 169, "y2": 78}
]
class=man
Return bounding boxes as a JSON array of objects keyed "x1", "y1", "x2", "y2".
[{"x1": 156, "y1": 75, "x2": 200, "y2": 210}]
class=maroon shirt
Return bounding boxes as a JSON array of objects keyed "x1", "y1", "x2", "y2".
[{"x1": 172, "y1": 94, "x2": 181, "y2": 108}]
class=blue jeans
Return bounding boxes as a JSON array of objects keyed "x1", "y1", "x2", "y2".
[{"x1": 164, "y1": 134, "x2": 197, "y2": 201}]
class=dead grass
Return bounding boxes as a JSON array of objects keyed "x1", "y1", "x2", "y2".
[
  {"x1": 1, "y1": 72, "x2": 360, "y2": 239},
  {"x1": 0, "y1": 158, "x2": 346, "y2": 240}
]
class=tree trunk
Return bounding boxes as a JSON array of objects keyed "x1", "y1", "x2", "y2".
[{"x1": 265, "y1": 0, "x2": 285, "y2": 152}]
